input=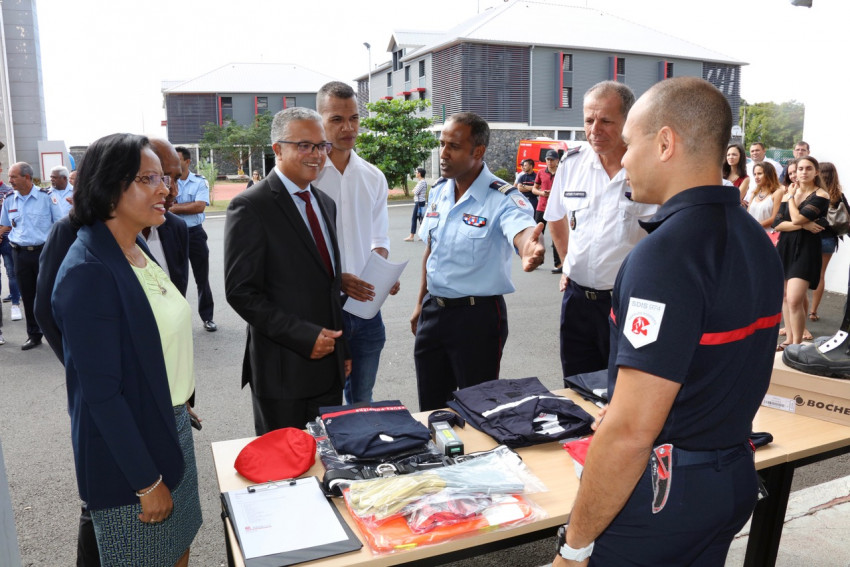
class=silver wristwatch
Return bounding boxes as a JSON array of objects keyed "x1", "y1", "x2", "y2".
[{"x1": 556, "y1": 524, "x2": 594, "y2": 561}]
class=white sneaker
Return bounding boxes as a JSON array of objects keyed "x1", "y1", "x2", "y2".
[{"x1": 10, "y1": 304, "x2": 22, "y2": 321}]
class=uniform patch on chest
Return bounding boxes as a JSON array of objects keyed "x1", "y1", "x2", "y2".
[
  {"x1": 463, "y1": 213, "x2": 487, "y2": 227},
  {"x1": 623, "y1": 297, "x2": 666, "y2": 349}
]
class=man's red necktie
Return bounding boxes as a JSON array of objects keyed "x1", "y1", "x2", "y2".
[{"x1": 295, "y1": 190, "x2": 333, "y2": 276}]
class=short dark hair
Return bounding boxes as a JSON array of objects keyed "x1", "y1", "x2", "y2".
[
  {"x1": 416, "y1": 167, "x2": 426, "y2": 177},
  {"x1": 522, "y1": 158, "x2": 535, "y2": 167},
  {"x1": 795, "y1": 141, "x2": 810, "y2": 151},
  {"x1": 72, "y1": 133, "x2": 149, "y2": 226},
  {"x1": 447, "y1": 112, "x2": 489, "y2": 149},
  {"x1": 750, "y1": 142, "x2": 765, "y2": 151},
  {"x1": 317, "y1": 81, "x2": 356, "y2": 112},
  {"x1": 641, "y1": 77, "x2": 731, "y2": 165},
  {"x1": 175, "y1": 146, "x2": 191, "y2": 161}
]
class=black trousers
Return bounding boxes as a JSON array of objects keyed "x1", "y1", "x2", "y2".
[
  {"x1": 251, "y1": 386, "x2": 342, "y2": 436},
  {"x1": 559, "y1": 279, "x2": 611, "y2": 378},
  {"x1": 12, "y1": 247, "x2": 42, "y2": 339},
  {"x1": 77, "y1": 505, "x2": 100, "y2": 566},
  {"x1": 187, "y1": 225, "x2": 214, "y2": 321},
  {"x1": 413, "y1": 295, "x2": 508, "y2": 411}
]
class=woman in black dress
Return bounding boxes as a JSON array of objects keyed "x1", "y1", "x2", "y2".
[{"x1": 773, "y1": 156, "x2": 830, "y2": 349}]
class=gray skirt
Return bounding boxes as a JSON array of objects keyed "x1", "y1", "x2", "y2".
[{"x1": 90, "y1": 405, "x2": 203, "y2": 566}]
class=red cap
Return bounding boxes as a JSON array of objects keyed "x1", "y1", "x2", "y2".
[{"x1": 234, "y1": 428, "x2": 317, "y2": 483}]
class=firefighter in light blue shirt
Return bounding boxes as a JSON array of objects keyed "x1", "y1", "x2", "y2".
[
  {"x1": 172, "y1": 147, "x2": 216, "y2": 332},
  {"x1": 0, "y1": 162, "x2": 65, "y2": 349},
  {"x1": 410, "y1": 112, "x2": 544, "y2": 411},
  {"x1": 49, "y1": 165, "x2": 73, "y2": 216}
]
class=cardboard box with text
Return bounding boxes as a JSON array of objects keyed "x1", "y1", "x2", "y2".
[{"x1": 763, "y1": 352, "x2": 850, "y2": 427}]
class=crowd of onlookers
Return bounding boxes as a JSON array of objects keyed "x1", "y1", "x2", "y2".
[{"x1": 723, "y1": 141, "x2": 846, "y2": 350}]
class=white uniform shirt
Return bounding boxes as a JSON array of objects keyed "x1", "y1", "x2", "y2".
[
  {"x1": 316, "y1": 151, "x2": 390, "y2": 276},
  {"x1": 544, "y1": 148, "x2": 656, "y2": 290},
  {"x1": 746, "y1": 157, "x2": 782, "y2": 179}
]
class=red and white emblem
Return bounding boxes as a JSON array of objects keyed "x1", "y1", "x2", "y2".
[{"x1": 624, "y1": 297, "x2": 665, "y2": 349}]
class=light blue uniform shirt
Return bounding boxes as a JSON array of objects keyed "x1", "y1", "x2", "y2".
[
  {"x1": 418, "y1": 164, "x2": 535, "y2": 298},
  {"x1": 273, "y1": 167, "x2": 337, "y2": 271},
  {"x1": 53, "y1": 185, "x2": 73, "y2": 216},
  {"x1": 0, "y1": 187, "x2": 66, "y2": 246},
  {"x1": 176, "y1": 172, "x2": 209, "y2": 228}
]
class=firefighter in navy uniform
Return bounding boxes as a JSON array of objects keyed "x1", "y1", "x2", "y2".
[
  {"x1": 553, "y1": 78, "x2": 783, "y2": 566},
  {"x1": 410, "y1": 112, "x2": 545, "y2": 412}
]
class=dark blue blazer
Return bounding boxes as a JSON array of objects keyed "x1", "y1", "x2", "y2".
[
  {"x1": 157, "y1": 211, "x2": 189, "y2": 297},
  {"x1": 52, "y1": 221, "x2": 183, "y2": 510}
]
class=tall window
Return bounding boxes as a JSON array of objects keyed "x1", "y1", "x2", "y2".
[
  {"x1": 255, "y1": 96, "x2": 268, "y2": 115},
  {"x1": 404, "y1": 65, "x2": 411, "y2": 84},
  {"x1": 392, "y1": 48, "x2": 404, "y2": 71},
  {"x1": 219, "y1": 96, "x2": 233, "y2": 124},
  {"x1": 657, "y1": 60, "x2": 674, "y2": 81},
  {"x1": 283, "y1": 96, "x2": 296, "y2": 109},
  {"x1": 609, "y1": 56, "x2": 625, "y2": 82},
  {"x1": 556, "y1": 52, "x2": 573, "y2": 109},
  {"x1": 418, "y1": 60, "x2": 425, "y2": 77}
]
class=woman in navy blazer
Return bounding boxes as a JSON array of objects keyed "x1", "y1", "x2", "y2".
[{"x1": 52, "y1": 134, "x2": 201, "y2": 566}]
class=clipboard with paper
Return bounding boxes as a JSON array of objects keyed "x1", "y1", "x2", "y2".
[{"x1": 221, "y1": 476, "x2": 361, "y2": 566}]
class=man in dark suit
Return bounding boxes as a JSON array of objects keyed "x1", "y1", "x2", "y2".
[{"x1": 225, "y1": 107, "x2": 350, "y2": 435}]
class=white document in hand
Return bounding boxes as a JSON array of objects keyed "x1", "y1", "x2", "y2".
[{"x1": 343, "y1": 251, "x2": 408, "y2": 319}]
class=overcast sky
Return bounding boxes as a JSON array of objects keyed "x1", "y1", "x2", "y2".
[{"x1": 36, "y1": 0, "x2": 834, "y2": 147}]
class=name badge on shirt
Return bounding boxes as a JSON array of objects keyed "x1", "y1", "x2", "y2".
[
  {"x1": 564, "y1": 191, "x2": 587, "y2": 198},
  {"x1": 463, "y1": 213, "x2": 486, "y2": 227}
]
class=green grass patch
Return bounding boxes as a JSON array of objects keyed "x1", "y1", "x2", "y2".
[{"x1": 207, "y1": 200, "x2": 231, "y2": 213}]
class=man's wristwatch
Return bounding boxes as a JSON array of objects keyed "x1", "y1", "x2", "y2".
[{"x1": 556, "y1": 524, "x2": 594, "y2": 561}]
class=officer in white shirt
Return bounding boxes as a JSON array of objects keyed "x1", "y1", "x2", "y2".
[{"x1": 545, "y1": 81, "x2": 656, "y2": 379}]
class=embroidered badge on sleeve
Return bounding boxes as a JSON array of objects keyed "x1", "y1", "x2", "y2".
[{"x1": 624, "y1": 297, "x2": 666, "y2": 349}]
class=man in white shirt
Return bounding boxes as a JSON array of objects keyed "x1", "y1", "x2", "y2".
[
  {"x1": 544, "y1": 81, "x2": 657, "y2": 379},
  {"x1": 746, "y1": 142, "x2": 782, "y2": 178},
  {"x1": 315, "y1": 81, "x2": 397, "y2": 404}
]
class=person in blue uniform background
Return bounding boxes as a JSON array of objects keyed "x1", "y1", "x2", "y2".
[
  {"x1": 553, "y1": 78, "x2": 783, "y2": 566},
  {"x1": 409, "y1": 112, "x2": 545, "y2": 412}
]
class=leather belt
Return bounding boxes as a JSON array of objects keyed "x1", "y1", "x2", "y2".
[
  {"x1": 569, "y1": 280, "x2": 611, "y2": 301},
  {"x1": 672, "y1": 444, "x2": 750, "y2": 467},
  {"x1": 431, "y1": 295, "x2": 499, "y2": 307},
  {"x1": 10, "y1": 243, "x2": 44, "y2": 252}
]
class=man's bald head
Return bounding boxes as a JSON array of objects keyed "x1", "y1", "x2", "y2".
[
  {"x1": 149, "y1": 138, "x2": 181, "y2": 210},
  {"x1": 638, "y1": 77, "x2": 732, "y2": 167}
]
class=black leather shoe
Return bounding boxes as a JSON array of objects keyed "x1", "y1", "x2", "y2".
[
  {"x1": 21, "y1": 337, "x2": 42, "y2": 351},
  {"x1": 783, "y1": 331, "x2": 850, "y2": 378},
  {"x1": 551, "y1": 265, "x2": 563, "y2": 274},
  {"x1": 203, "y1": 320, "x2": 218, "y2": 332},
  {"x1": 1, "y1": 295, "x2": 11, "y2": 303}
]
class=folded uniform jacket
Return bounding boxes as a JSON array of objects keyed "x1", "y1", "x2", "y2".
[
  {"x1": 563, "y1": 370, "x2": 609, "y2": 405},
  {"x1": 320, "y1": 400, "x2": 432, "y2": 459},
  {"x1": 447, "y1": 377, "x2": 593, "y2": 448}
]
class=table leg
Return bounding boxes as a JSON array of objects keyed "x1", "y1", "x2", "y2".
[
  {"x1": 744, "y1": 462, "x2": 794, "y2": 567},
  {"x1": 221, "y1": 508, "x2": 236, "y2": 567}
]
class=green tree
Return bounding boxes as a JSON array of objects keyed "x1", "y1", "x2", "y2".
[
  {"x1": 742, "y1": 100, "x2": 805, "y2": 150},
  {"x1": 199, "y1": 113, "x2": 273, "y2": 174},
  {"x1": 357, "y1": 98, "x2": 438, "y2": 196}
]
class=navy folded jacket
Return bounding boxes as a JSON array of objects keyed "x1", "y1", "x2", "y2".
[
  {"x1": 448, "y1": 377, "x2": 593, "y2": 448},
  {"x1": 320, "y1": 400, "x2": 432, "y2": 459}
]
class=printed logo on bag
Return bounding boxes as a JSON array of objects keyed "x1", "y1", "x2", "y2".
[{"x1": 624, "y1": 297, "x2": 665, "y2": 349}]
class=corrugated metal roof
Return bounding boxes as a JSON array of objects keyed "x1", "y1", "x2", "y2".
[
  {"x1": 387, "y1": 30, "x2": 444, "y2": 52},
  {"x1": 163, "y1": 62, "x2": 344, "y2": 94},
  {"x1": 356, "y1": 0, "x2": 743, "y2": 81}
]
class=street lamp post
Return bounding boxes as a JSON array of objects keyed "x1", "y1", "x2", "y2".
[{"x1": 363, "y1": 42, "x2": 371, "y2": 117}]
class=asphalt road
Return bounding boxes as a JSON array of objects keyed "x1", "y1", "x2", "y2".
[{"x1": 0, "y1": 202, "x2": 847, "y2": 566}]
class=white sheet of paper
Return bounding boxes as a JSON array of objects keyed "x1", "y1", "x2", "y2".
[
  {"x1": 343, "y1": 252, "x2": 408, "y2": 319},
  {"x1": 227, "y1": 477, "x2": 348, "y2": 560}
]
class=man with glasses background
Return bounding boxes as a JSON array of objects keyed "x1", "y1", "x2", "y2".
[
  {"x1": 315, "y1": 81, "x2": 396, "y2": 404},
  {"x1": 173, "y1": 146, "x2": 217, "y2": 332},
  {"x1": 225, "y1": 107, "x2": 350, "y2": 434},
  {"x1": 0, "y1": 162, "x2": 64, "y2": 350}
]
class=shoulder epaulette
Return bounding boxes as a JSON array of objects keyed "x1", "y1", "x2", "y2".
[
  {"x1": 39, "y1": 187, "x2": 52, "y2": 194},
  {"x1": 560, "y1": 146, "x2": 581, "y2": 163},
  {"x1": 432, "y1": 177, "x2": 447, "y2": 188},
  {"x1": 489, "y1": 179, "x2": 514, "y2": 195}
]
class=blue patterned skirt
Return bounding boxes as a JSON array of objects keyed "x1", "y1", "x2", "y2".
[{"x1": 90, "y1": 405, "x2": 203, "y2": 566}]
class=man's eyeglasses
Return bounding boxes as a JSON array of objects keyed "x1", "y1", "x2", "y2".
[
  {"x1": 276, "y1": 140, "x2": 333, "y2": 154},
  {"x1": 134, "y1": 174, "x2": 171, "y2": 188}
]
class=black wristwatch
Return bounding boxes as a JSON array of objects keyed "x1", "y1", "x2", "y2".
[{"x1": 556, "y1": 524, "x2": 594, "y2": 561}]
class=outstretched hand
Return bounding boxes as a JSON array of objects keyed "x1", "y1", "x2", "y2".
[{"x1": 520, "y1": 222, "x2": 546, "y2": 272}]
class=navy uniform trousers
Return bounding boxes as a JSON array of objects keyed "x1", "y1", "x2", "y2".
[
  {"x1": 560, "y1": 279, "x2": 611, "y2": 378},
  {"x1": 591, "y1": 445, "x2": 757, "y2": 566},
  {"x1": 414, "y1": 294, "x2": 508, "y2": 412},
  {"x1": 187, "y1": 225, "x2": 214, "y2": 322}
]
